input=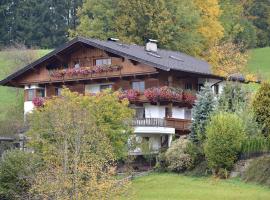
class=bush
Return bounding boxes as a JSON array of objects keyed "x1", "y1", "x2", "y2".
[
  {"x1": 0, "y1": 150, "x2": 41, "y2": 200},
  {"x1": 242, "y1": 156, "x2": 270, "y2": 186},
  {"x1": 204, "y1": 112, "x2": 246, "y2": 177},
  {"x1": 185, "y1": 161, "x2": 211, "y2": 177},
  {"x1": 165, "y1": 138, "x2": 197, "y2": 173}
]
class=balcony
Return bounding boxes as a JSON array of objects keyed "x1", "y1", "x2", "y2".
[
  {"x1": 48, "y1": 65, "x2": 123, "y2": 81},
  {"x1": 131, "y1": 118, "x2": 191, "y2": 131}
]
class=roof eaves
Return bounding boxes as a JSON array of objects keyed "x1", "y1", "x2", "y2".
[{"x1": 0, "y1": 37, "x2": 81, "y2": 86}]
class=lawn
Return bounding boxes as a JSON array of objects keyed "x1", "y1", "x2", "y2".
[
  {"x1": 247, "y1": 47, "x2": 270, "y2": 80},
  {"x1": 130, "y1": 173, "x2": 270, "y2": 200}
]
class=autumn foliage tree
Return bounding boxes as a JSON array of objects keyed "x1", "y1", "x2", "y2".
[
  {"x1": 27, "y1": 89, "x2": 132, "y2": 199},
  {"x1": 208, "y1": 42, "x2": 248, "y2": 77}
]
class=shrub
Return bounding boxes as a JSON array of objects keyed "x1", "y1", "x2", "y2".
[
  {"x1": 242, "y1": 156, "x2": 270, "y2": 186},
  {"x1": 241, "y1": 136, "x2": 270, "y2": 158},
  {"x1": 185, "y1": 161, "x2": 211, "y2": 177},
  {"x1": 0, "y1": 150, "x2": 41, "y2": 200},
  {"x1": 252, "y1": 82, "x2": 270, "y2": 136},
  {"x1": 165, "y1": 138, "x2": 196, "y2": 172},
  {"x1": 204, "y1": 112, "x2": 246, "y2": 177}
]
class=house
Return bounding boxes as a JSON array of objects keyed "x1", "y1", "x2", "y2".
[{"x1": 0, "y1": 37, "x2": 224, "y2": 155}]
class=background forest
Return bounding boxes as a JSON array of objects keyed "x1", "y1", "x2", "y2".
[{"x1": 0, "y1": 0, "x2": 269, "y2": 50}]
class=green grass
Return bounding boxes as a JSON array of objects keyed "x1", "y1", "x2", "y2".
[
  {"x1": 130, "y1": 173, "x2": 270, "y2": 200},
  {"x1": 247, "y1": 47, "x2": 270, "y2": 80},
  {"x1": 0, "y1": 50, "x2": 50, "y2": 119}
]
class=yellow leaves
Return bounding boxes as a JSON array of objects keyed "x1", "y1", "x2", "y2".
[
  {"x1": 207, "y1": 42, "x2": 248, "y2": 77},
  {"x1": 194, "y1": 0, "x2": 224, "y2": 48}
]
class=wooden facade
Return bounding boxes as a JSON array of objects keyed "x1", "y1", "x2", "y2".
[{"x1": 8, "y1": 43, "x2": 210, "y2": 134}]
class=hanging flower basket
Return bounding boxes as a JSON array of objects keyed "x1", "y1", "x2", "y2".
[
  {"x1": 119, "y1": 89, "x2": 140, "y2": 101},
  {"x1": 49, "y1": 65, "x2": 122, "y2": 78},
  {"x1": 144, "y1": 86, "x2": 183, "y2": 103},
  {"x1": 183, "y1": 91, "x2": 197, "y2": 106}
]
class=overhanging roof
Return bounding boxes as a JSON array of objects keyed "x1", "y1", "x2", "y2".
[{"x1": 0, "y1": 37, "x2": 221, "y2": 86}]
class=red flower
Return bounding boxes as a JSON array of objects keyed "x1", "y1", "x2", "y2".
[
  {"x1": 32, "y1": 97, "x2": 45, "y2": 107},
  {"x1": 183, "y1": 91, "x2": 196, "y2": 106},
  {"x1": 119, "y1": 89, "x2": 140, "y2": 101},
  {"x1": 144, "y1": 86, "x2": 183, "y2": 102}
]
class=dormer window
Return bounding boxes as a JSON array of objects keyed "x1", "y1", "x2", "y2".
[{"x1": 95, "y1": 58, "x2": 111, "y2": 66}]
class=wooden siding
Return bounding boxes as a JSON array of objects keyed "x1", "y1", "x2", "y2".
[{"x1": 14, "y1": 46, "x2": 157, "y2": 85}]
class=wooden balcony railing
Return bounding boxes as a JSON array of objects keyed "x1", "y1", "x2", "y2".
[
  {"x1": 131, "y1": 118, "x2": 166, "y2": 127},
  {"x1": 131, "y1": 118, "x2": 191, "y2": 131}
]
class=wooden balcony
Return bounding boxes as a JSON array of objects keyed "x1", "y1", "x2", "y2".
[{"x1": 131, "y1": 118, "x2": 191, "y2": 131}]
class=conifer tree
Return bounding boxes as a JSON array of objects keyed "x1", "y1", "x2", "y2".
[{"x1": 190, "y1": 84, "x2": 216, "y2": 143}]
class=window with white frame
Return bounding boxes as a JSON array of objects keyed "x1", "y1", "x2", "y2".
[
  {"x1": 132, "y1": 81, "x2": 145, "y2": 92},
  {"x1": 95, "y1": 58, "x2": 112, "y2": 66},
  {"x1": 100, "y1": 84, "x2": 112, "y2": 91}
]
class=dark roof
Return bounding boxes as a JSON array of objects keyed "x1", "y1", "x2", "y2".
[{"x1": 0, "y1": 37, "x2": 218, "y2": 86}]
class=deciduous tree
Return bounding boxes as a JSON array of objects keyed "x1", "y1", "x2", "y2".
[{"x1": 28, "y1": 89, "x2": 130, "y2": 199}]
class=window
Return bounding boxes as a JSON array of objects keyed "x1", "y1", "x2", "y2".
[
  {"x1": 74, "y1": 61, "x2": 80, "y2": 68},
  {"x1": 165, "y1": 107, "x2": 172, "y2": 118},
  {"x1": 36, "y1": 88, "x2": 45, "y2": 97},
  {"x1": 185, "y1": 83, "x2": 193, "y2": 90},
  {"x1": 198, "y1": 83, "x2": 204, "y2": 91},
  {"x1": 100, "y1": 84, "x2": 112, "y2": 91},
  {"x1": 27, "y1": 89, "x2": 35, "y2": 101},
  {"x1": 95, "y1": 58, "x2": 112, "y2": 66},
  {"x1": 134, "y1": 107, "x2": 145, "y2": 119},
  {"x1": 184, "y1": 109, "x2": 192, "y2": 119},
  {"x1": 55, "y1": 88, "x2": 62, "y2": 96},
  {"x1": 132, "y1": 81, "x2": 145, "y2": 92},
  {"x1": 213, "y1": 84, "x2": 219, "y2": 95}
]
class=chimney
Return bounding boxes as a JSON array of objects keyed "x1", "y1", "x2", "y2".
[{"x1": 145, "y1": 39, "x2": 158, "y2": 52}]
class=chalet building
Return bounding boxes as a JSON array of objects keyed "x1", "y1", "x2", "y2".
[{"x1": 0, "y1": 37, "x2": 224, "y2": 155}]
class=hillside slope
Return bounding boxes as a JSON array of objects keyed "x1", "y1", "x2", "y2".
[
  {"x1": 0, "y1": 50, "x2": 50, "y2": 118},
  {"x1": 247, "y1": 47, "x2": 270, "y2": 80}
]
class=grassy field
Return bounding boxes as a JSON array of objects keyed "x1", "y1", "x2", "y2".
[
  {"x1": 247, "y1": 47, "x2": 270, "y2": 80},
  {"x1": 0, "y1": 50, "x2": 50, "y2": 119},
  {"x1": 130, "y1": 173, "x2": 270, "y2": 200}
]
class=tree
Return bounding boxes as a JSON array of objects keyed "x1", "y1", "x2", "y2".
[
  {"x1": 208, "y1": 41, "x2": 248, "y2": 77},
  {"x1": 252, "y1": 82, "x2": 270, "y2": 136},
  {"x1": 190, "y1": 84, "x2": 216, "y2": 143},
  {"x1": 204, "y1": 112, "x2": 245, "y2": 177},
  {"x1": 218, "y1": 82, "x2": 248, "y2": 113},
  {"x1": 194, "y1": 0, "x2": 224, "y2": 50},
  {"x1": 0, "y1": 150, "x2": 41, "y2": 200},
  {"x1": 248, "y1": 0, "x2": 270, "y2": 47},
  {"x1": 27, "y1": 89, "x2": 130, "y2": 199},
  {"x1": 0, "y1": 0, "x2": 83, "y2": 48},
  {"x1": 86, "y1": 90, "x2": 134, "y2": 159},
  {"x1": 73, "y1": 0, "x2": 205, "y2": 56}
]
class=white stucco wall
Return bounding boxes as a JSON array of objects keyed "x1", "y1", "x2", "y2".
[
  {"x1": 172, "y1": 107, "x2": 185, "y2": 119},
  {"x1": 144, "y1": 104, "x2": 165, "y2": 118},
  {"x1": 198, "y1": 78, "x2": 224, "y2": 94},
  {"x1": 24, "y1": 101, "x2": 34, "y2": 115}
]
